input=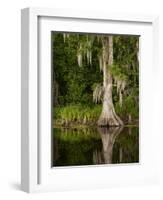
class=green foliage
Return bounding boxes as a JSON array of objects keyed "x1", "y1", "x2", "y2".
[
  {"x1": 115, "y1": 93, "x2": 139, "y2": 120},
  {"x1": 52, "y1": 33, "x2": 139, "y2": 125},
  {"x1": 110, "y1": 64, "x2": 127, "y2": 81},
  {"x1": 52, "y1": 33, "x2": 102, "y2": 106},
  {"x1": 111, "y1": 36, "x2": 139, "y2": 120},
  {"x1": 54, "y1": 105, "x2": 102, "y2": 126}
]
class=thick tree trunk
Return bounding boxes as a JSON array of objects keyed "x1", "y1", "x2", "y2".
[
  {"x1": 97, "y1": 36, "x2": 123, "y2": 127},
  {"x1": 97, "y1": 78, "x2": 123, "y2": 126}
]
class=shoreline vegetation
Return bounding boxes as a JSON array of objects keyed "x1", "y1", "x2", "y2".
[
  {"x1": 53, "y1": 105, "x2": 139, "y2": 128},
  {"x1": 52, "y1": 33, "x2": 139, "y2": 129}
]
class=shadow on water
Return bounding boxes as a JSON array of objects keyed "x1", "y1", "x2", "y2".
[{"x1": 52, "y1": 126, "x2": 139, "y2": 167}]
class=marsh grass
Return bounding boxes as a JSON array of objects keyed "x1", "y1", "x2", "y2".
[{"x1": 54, "y1": 105, "x2": 102, "y2": 127}]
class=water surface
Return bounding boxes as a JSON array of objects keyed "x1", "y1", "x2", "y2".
[{"x1": 52, "y1": 126, "x2": 139, "y2": 167}]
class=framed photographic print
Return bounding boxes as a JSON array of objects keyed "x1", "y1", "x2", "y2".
[{"x1": 21, "y1": 8, "x2": 159, "y2": 193}]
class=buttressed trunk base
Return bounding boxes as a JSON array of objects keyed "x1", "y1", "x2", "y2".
[{"x1": 97, "y1": 84, "x2": 123, "y2": 127}]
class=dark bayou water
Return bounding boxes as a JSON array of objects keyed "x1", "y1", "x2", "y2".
[{"x1": 52, "y1": 126, "x2": 139, "y2": 167}]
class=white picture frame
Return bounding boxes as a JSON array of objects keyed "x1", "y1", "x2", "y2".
[{"x1": 21, "y1": 7, "x2": 159, "y2": 193}]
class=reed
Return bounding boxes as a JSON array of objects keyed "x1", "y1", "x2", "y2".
[{"x1": 54, "y1": 105, "x2": 102, "y2": 126}]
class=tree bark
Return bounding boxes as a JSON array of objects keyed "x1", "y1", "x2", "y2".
[{"x1": 97, "y1": 36, "x2": 123, "y2": 127}]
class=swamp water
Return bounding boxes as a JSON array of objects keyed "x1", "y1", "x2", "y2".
[{"x1": 52, "y1": 126, "x2": 139, "y2": 167}]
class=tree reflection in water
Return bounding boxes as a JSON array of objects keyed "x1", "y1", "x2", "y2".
[
  {"x1": 93, "y1": 126, "x2": 123, "y2": 164},
  {"x1": 53, "y1": 126, "x2": 139, "y2": 167}
]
